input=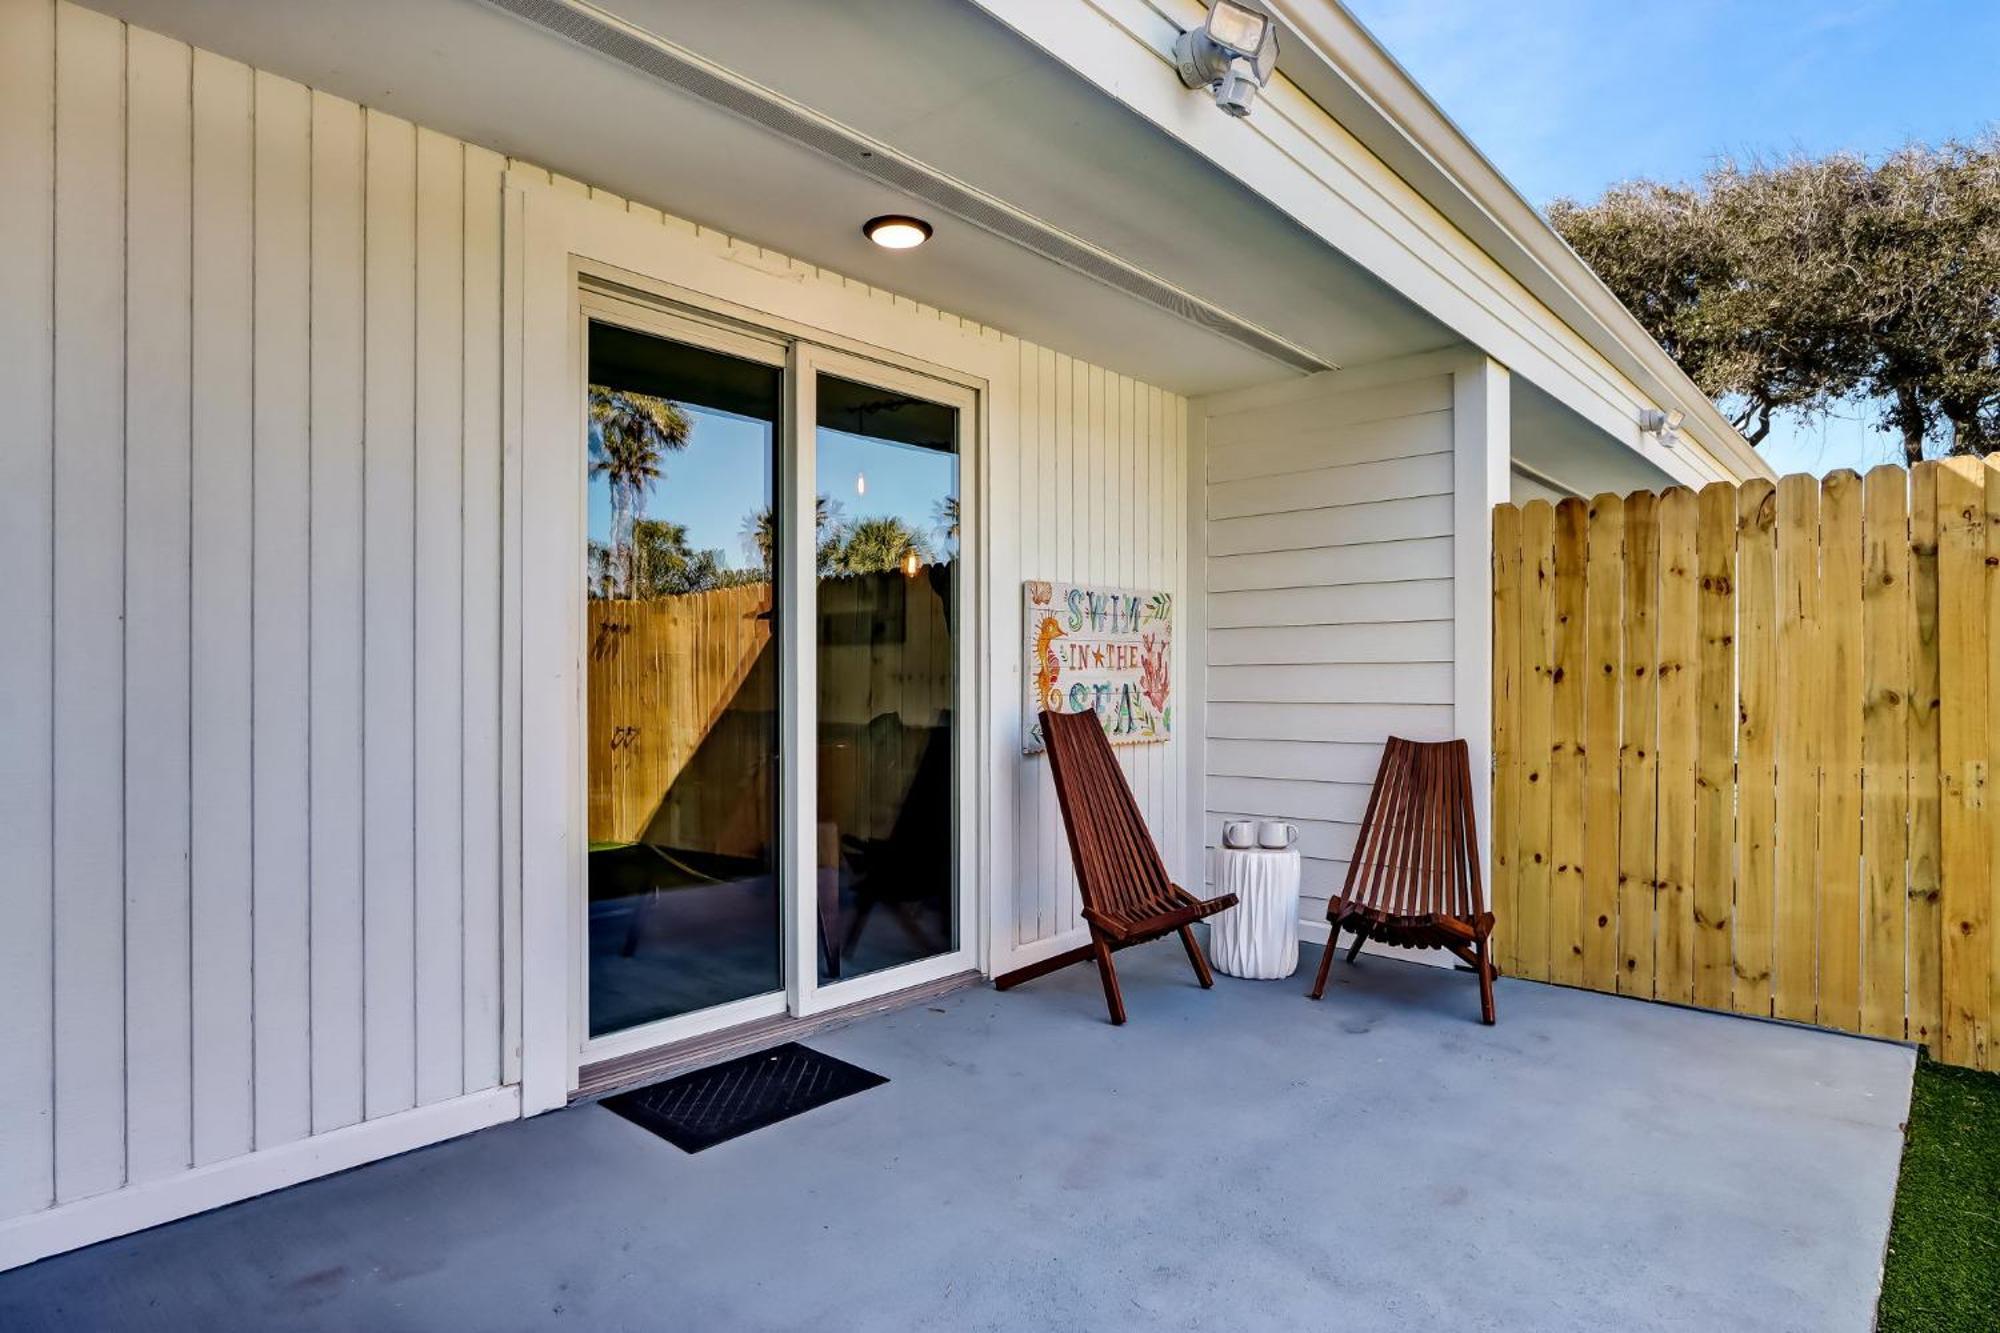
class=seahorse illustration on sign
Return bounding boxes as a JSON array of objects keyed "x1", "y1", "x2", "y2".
[{"x1": 1033, "y1": 615, "x2": 1067, "y2": 711}]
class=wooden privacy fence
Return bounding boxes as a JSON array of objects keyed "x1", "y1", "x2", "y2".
[
  {"x1": 588, "y1": 582, "x2": 774, "y2": 848},
  {"x1": 587, "y1": 568, "x2": 956, "y2": 850},
  {"x1": 1491, "y1": 459, "x2": 2000, "y2": 1072}
]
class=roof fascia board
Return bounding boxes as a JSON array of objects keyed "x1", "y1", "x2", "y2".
[{"x1": 1263, "y1": 0, "x2": 1772, "y2": 481}]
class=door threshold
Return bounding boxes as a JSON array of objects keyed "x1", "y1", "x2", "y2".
[{"x1": 573, "y1": 969, "x2": 981, "y2": 1101}]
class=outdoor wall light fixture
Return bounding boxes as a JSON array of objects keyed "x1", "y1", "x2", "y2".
[
  {"x1": 1640, "y1": 407, "x2": 1686, "y2": 447},
  {"x1": 1174, "y1": 1, "x2": 1279, "y2": 118},
  {"x1": 863, "y1": 214, "x2": 932, "y2": 249}
]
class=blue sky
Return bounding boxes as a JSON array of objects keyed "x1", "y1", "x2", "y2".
[
  {"x1": 589, "y1": 406, "x2": 954, "y2": 564},
  {"x1": 1340, "y1": 0, "x2": 2000, "y2": 474},
  {"x1": 589, "y1": 404, "x2": 773, "y2": 566}
]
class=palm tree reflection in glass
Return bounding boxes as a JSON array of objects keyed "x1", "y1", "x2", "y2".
[{"x1": 588, "y1": 386, "x2": 690, "y2": 597}]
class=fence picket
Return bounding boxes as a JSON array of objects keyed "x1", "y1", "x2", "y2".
[
  {"x1": 1549, "y1": 499, "x2": 1589, "y2": 984},
  {"x1": 1908, "y1": 464, "x2": 1943, "y2": 1048},
  {"x1": 1694, "y1": 483, "x2": 1737, "y2": 1009},
  {"x1": 1616, "y1": 491, "x2": 1660, "y2": 995},
  {"x1": 1774, "y1": 475, "x2": 1822, "y2": 1024},
  {"x1": 1490, "y1": 505, "x2": 1522, "y2": 974},
  {"x1": 1656, "y1": 489, "x2": 1700, "y2": 1003},
  {"x1": 1986, "y1": 457, "x2": 2000, "y2": 1067},
  {"x1": 1936, "y1": 459, "x2": 1990, "y2": 1066},
  {"x1": 1818, "y1": 471, "x2": 1865, "y2": 1032},
  {"x1": 1860, "y1": 465, "x2": 1911, "y2": 1038},
  {"x1": 1580, "y1": 495, "x2": 1624, "y2": 989},
  {"x1": 1516, "y1": 501, "x2": 1557, "y2": 982},
  {"x1": 1734, "y1": 481, "x2": 1779, "y2": 1018}
]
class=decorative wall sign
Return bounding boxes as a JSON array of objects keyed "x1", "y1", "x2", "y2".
[{"x1": 1023, "y1": 581, "x2": 1172, "y2": 754}]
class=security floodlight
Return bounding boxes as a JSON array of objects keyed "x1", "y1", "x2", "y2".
[
  {"x1": 1174, "y1": 1, "x2": 1279, "y2": 118},
  {"x1": 1640, "y1": 407, "x2": 1686, "y2": 446}
]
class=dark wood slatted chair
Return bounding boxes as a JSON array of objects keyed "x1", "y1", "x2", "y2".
[
  {"x1": 1309, "y1": 736, "x2": 1498, "y2": 1024},
  {"x1": 994, "y1": 709, "x2": 1237, "y2": 1024}
]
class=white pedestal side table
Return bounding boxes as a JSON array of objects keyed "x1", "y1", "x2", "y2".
[{"x1": 1206, "y1": 846, "x2": 1301, "y2": 980}]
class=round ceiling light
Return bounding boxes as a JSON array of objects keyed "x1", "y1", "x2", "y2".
[{"x1": 863, "y1": 214, "x2": 932, "y2": 250}]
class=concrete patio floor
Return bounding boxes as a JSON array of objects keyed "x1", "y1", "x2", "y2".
[{"x1": 0, "y1": 942, "x2": 1913, "y2": 1332}]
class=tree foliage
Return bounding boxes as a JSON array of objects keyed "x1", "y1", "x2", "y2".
[
  {"x1": 832, "y1": 516, "x2": 934, "y2": 575},
  {"x1": 588, "y1": 386, "x2": 692, "y2": 591},
  {"x1": 1549, "y1": 138, "x2": 2000, "y2": 462},
  {"x1": 744, "y1": 495, "x2": 844, "y2": 577},
  {"x1": 626, "y1": 518, "x2": 724, "y2": 597}
]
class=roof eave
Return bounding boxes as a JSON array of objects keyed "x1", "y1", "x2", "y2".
[{"x1": 1264, "y1": 0, "x2": 1775, "y2": 483}]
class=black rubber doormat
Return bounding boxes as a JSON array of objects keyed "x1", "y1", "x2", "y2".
[{"x1": 599, "y1": 1042, "x2": 888, "y2": 1153}]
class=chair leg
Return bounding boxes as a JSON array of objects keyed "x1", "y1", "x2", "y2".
[
  {"x1": 1308, "y1": 924, "x2": 1340, "y2": 1000},
  {"x1": 1178, "y1": 924, "x2": 1215, "y2": 989},
  {"x1": 1345, "y1": 921, "x2": 1371, "y2": 964},
  {"x1": 1475, "y1": 934, "x2": 1496, "y2": 1026},
  {"x1": 1089, "y1": 930, "x2": 1127, "y2": 1026}
]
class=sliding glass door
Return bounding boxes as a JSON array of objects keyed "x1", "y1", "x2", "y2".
[
  {"x1": 813, "y1": 371, "x2": 961, "y2": 983},
  {"x1": 582, "y1": 314, "x2": 786, "y2": 1040},
  {"x1": 579, "y1": 296, "x2": 972, "y2": 1060}
]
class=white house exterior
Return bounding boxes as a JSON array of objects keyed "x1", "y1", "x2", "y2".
[{"x1": 0, "y1": 0, "x2": 1772, "y2": 1269}]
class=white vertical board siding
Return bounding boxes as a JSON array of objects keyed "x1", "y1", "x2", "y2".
[
  {"x1": 250, "y1": 67, "x2": 314, "y2": 1154},
  {"x1": 361, "y1": 107, "x2": 419, "y2": 1123},
  {"x1": 0, "y1": 0, "x2": 58, "y2": 1222},
  {"x1": 308, "y1": 86, "x2": 368, "y2": 1137},
  {"x1": 51, "y1": 0, "x2": 129, "y2": 1207},
  {"x1": 415, "y1": 127, "x2": 468, "y2": 1108},
  {"x1": 122, "y1": 25, "x2": 195, "y2": 1188},
  {"x1": 1201, "y1": 372, "x2": 1460, "y2": 925},
  {"x1": 1006, "y1": 355, "x2": 1188, "y2": 956},
  {"x1": 0, "y1": 2, "x2": 512, "y2": 1240},
  {"x1": 190, "y1": 47, "x2": 257, "y2": 1167},
  {"x1": 460, "y1": 143, "x2": 507, "y2": 1095},
  {"x1": 0, "y1": 0, "x2": 1190, "y2": 1259}
]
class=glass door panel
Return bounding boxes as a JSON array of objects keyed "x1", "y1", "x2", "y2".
[
  {"x1": 584, "y1": 320, "x2": 782, "y2": 1037},
  {"x1": 813, "y1": 373, "x2": 960, "y2": 982}
]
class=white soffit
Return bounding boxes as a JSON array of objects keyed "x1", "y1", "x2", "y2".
[
  {"x1": 95, "y1": 0, "x2": 1459, "y2": 395},
  {"x1": 481, "y1": 0, "x2": 1327, "y2": 375},
  {"x1": 1512, "y1": 379, "x2": 1674, "y2": 498}
]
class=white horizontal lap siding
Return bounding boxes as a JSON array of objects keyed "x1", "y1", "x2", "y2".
[
  {"x1": 1199, "y1": 372, "x2": 1459, "y2": 938},
  {"x1": 1008, "y1": 347, "x2": 1189, "y2": 958},
  {"x1": 0, "y1": 1, "x2": 509, "y2": 1258}
]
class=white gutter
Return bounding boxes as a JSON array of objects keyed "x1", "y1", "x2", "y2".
[{"x1": 1264, "y1": 0, "x2": 1774, "y2": 482}]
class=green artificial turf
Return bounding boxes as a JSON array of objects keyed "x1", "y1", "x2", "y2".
[{"x1": 1876, "y1": 1057, "x2": 2000, "y2": 1331}]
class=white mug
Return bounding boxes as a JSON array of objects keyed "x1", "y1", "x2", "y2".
[
  {"x1": 1222, "y1": 820, "x2": 1257, "y2": 849},
  {"x1": 1257, "y1": 820, "x2": 1298, "y2": 849}
]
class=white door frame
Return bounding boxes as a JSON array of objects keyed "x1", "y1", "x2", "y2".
[{"x1": 510, "y1": 175, "x2": 1000, "y2": 1112}]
